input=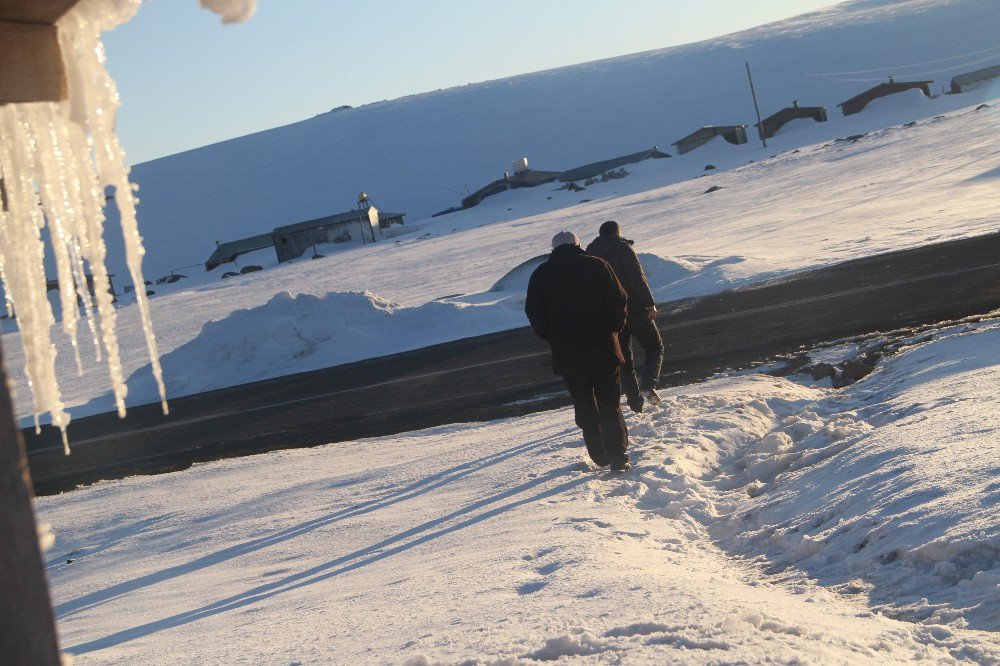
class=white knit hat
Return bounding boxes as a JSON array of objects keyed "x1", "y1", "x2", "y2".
[{"x1": 551, "y1": 231, "x2": 580, "y2": 249}]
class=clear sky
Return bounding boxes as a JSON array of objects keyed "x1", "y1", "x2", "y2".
[{"x1": 104, "y1": 1, "x2": 843, "y2": 165}]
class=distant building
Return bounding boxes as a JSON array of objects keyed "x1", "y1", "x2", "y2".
[
  {"x1": 671, "y1": 126, "x2": 748, "y2": 155},
  {"x1": 950, "y1": 64, "x2": 1000, "y2": 94},
  {"x1": 558, "y1": 147, "x2": 670, "y2": 183},
  {"x1": 44, "y1": 273, "x2": 116, "y2": 303},
  {"x1": 462, "y1": 157, "x2": 561, "y2": 208},
  {"x1": 755, "y1": 101, "x2": 827, "y2": 140},
  {"x1": 837, "y1": 78, "x2": 932, "y2": 117},
  {"x1": 273, "y1": 204, "x2": 404, "y2": 264},
  {"x1": 205, "y1": 234, "x2": 275, "y2": 271},
  {"x1": 204, "y1": 196, "x2": 405, "y2": 270}
]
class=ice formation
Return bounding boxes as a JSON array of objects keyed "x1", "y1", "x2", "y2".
[
  {"x1": 0, "y1": 0, "x2": 167, "y2": 452},
  {"x1": 200, "y1": 0, "x2": 257, "y2": 25}
]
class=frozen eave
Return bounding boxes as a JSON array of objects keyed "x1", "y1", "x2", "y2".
[{"x1": 0, "y1": 0, "x2": 83, "y2": 104}]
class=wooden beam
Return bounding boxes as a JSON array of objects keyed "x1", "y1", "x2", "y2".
[
  {"x1": 0, "y1": 338, "x2": 61, "y2": 665},
  {"x1": 0, "y1": 0, "x2": 80, "y2": 24},
  {"x1": 0, "y1": 5, "x2": 85, "y2": 664},
  {"x1": 0, "y1": 21, "x2": 66, "y2": 104}
]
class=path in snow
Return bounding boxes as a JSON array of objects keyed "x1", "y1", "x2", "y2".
[{"x1": 37, "y1": 320, "x2": 1000, "y2": 663}]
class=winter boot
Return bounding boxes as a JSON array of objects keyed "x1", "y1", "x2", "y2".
[
  {"x1": 640, "y1": 388, "x2": 662, "y2": 405},
  {"x1": 610, "y1": 457, "x2": 631, "y2": 472}
]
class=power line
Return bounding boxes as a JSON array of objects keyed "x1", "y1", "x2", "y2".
[
  {"x1": 808, "y1": 44, "x2": 1000, "y2": 77},
  {"x1": 808, "y1": 53, "x2": 1000, "y2": 83}
]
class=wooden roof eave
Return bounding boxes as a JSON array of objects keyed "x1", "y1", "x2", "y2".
[
  {"x1": 0, "y1": 0, "x2": 85, "y2": 105},
  {"x1": 0, "y1": 0, "x2": 82, "y2": 24}
]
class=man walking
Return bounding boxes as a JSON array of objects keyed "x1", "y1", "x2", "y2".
[
  {"x1": 525, "y1": 231, "x2": 631, "y2": 471},
  {"x1": 586, "y1": 220, "x2": 664, "y2": 413}
]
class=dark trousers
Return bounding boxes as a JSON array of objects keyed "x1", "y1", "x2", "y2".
[
  {"x1": 621, "y1": 315, "x2": 664, "y2": 406},
  {"x1": 562, "y1": 368, "x2": 628, "y2": 465}
]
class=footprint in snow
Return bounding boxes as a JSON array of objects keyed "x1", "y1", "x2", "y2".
[
  {"x1": 516, "y1": 580, "x2": 549, "y2": 595},
  {"x1": 535, "y1": 561, "x2": 564, "y2": 575}
]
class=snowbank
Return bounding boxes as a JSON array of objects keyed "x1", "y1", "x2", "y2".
[
  {"x1": 86, "y1": 289, "x2": 526, "y2": 410},
  {"x1": 66, "y1": 249, "x2": 736, "y2": 415},
  {"x1": 626, "y1": 320, "x2": 1000, "y2": 636}
]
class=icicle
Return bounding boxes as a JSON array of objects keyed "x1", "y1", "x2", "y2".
[
  {"x1": 0, "y1": 0, "x2": 255, "y2": 449},
  {"x1": 57, "y1": 0, "x2": 168, "y2": 416},
  {"x1": 0, "y1": 0, "x2": 166, "y2": 451}
]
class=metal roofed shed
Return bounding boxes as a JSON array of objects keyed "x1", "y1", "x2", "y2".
[
  {"x1": 671, "y1": 126, "x2": 748, "y2": 155},
  {"x1": 755, "y1": 102, "x2": 827, "y2": 140},
  {"x1": 558, "y1": 147, "x2": 670, "y2": 183},
  {"x1": 837, "y1": 78, "x2": 932, "y2": 117},
  {"x1": 0, "y1": 0, "x2": 80, "y2": 105},
  {"x1": 272, "y1": 207, "x2": 404, "y2": 264},
  {"x1": 205, "y1": 233, "x2": 274, "y2": 271},
  {"x1": 950, "y1": 64, "x2": 1000, "y2": 94},
  {"x1": 461, "y1": 159, "x2": 561, "y2": 209}
]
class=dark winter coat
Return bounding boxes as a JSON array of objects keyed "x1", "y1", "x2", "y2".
[
  {"x1": 524, "y1": 244, "x2": 628, "y2": 376},
  {"x1": 585, "y1": 235, "x2": 655, "y2": 312}
]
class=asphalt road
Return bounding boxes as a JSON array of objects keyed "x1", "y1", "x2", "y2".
[{"x1": 25, "y1": 231, "x2": 1000, "y2": 495}]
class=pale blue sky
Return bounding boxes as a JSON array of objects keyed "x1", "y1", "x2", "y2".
[{"x1": 104, "y1": 1, "x2": 842, "y2": 164}]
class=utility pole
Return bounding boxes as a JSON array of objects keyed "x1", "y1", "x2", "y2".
[{"x1": 746, "y1": 61, "x2": 767, "y2": 149}]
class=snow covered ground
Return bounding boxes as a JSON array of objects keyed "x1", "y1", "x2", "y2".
[{"x1": 37, "y1": 316, "x2": 1000, "y2": 663}]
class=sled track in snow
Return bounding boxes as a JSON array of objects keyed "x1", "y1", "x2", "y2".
[{"x1": 24, "y1": 231, "x2": 1000, "y2": 495}]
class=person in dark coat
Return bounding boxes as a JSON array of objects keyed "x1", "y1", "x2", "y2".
[
  {"x1": 525, "y1": 231, "x2": 631, "y2": 471},
  {"x1": 586, "y1": 220, "x2": 664, "y2": 413}
]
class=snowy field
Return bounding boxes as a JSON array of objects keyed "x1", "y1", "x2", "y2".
[{"x1": 37, "y1": 317, "x2": 1000, "y2": 663}]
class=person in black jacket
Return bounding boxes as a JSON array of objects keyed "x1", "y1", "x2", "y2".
[
  {"x1": 525, "y1": 231, "x2": 631, "y2": 471},
  {"x1": 586, "y1": 220, "x2": 663, "y2": 413}
]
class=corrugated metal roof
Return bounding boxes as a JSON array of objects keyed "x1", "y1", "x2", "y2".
[
  {"x1": 205, "y1": 233, "x2": 274, "y2": 266},
  {"x1": 672, "y1": 126, "x2": 746, "y2": 146},
  {"x1": 273, "y1": 210, "x2": 371, "y2": 236},
  {"x1": 273, "y1": 210, "x2": 404, "y2": 236},
  {"x1": 837, "y1": 81, "x2": 931, "y2": 107},
  {"x1": 558, "y1": 148, "x2": 670, "y2": 182},
  {"x1": 951, "y1": 63, "x2": 1000, "y2": 87},
  {"x1": 757, "y1": 106, "x2": 826, "y2": 127}
]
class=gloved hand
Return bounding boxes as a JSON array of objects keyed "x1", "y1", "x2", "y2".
[{"x1": 647, "y1": 305, "x2": 657, "y2": 319}]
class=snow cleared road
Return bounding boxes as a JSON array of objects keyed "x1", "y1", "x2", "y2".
[
  {"x1": 24, "y1": 230, "x2": 1000, "y2": 495},
  {"x1": 37, "y1": 319, "x2": 1000, "y2": 664}
]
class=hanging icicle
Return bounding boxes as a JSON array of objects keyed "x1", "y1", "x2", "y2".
[
  {"x1": 0, "y1": 0, "x2": 257, "y2": 453},
  {"x1": 0, "y1": 0, "x2": 155, "y2": 454}
]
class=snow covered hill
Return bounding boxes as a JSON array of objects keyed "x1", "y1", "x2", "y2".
[{"x1": 112, "y1": 0, "x2": 1000, "y2": 280}]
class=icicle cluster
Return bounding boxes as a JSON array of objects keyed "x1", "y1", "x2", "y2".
[{"x1": 0, "y1": 0, "x2": 166, "y2": 453}]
